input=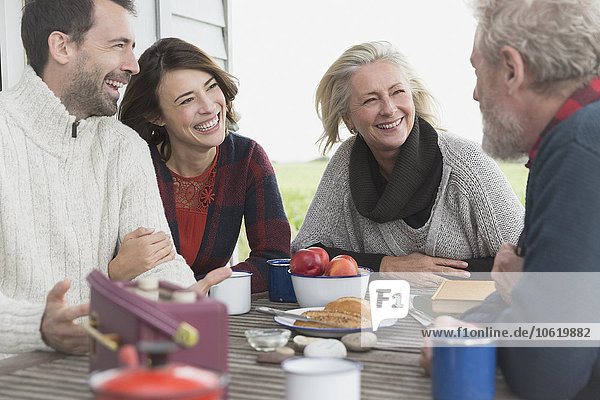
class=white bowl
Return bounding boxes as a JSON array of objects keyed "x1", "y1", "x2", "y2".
[{"x1": 289, "y1": 267, "x2": 373, "y2": 307}]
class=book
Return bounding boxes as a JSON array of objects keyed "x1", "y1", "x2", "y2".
[{"x1": 430, "y1": 280, "x2": 496, "y2": 314}]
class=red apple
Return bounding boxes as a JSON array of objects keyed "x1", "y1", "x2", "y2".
[
  {"x1": 324, "y1": 255, "x2": 359, "y2": 276},
  {"x1": 290, "y1": 249, "x2": 324, "y2": 276},
  {"x1": 307, "y1": 247, "x2": 329, "y2": 269}
]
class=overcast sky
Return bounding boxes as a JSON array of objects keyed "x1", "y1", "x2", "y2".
[{"x1": 230, "y1": 0, "x2": 481, "y2": 162}]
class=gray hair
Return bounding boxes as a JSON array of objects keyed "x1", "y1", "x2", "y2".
[
  {"x1": 315, "y1": 41, "x2": 441, "y2": 155},
  {"x1": 472, "y1": 0, "x2": 600, "y2": 90}
]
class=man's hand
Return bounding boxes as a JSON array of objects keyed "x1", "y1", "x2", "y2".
[
  {"x1": 109, "y1": 227, "x2": 175, "y2": 281},
  {"x1": 491, "y1": 243, "x2": 524, "y2": 304},
  {"x1": 419, "y1": 316, "x2": 480, "y2": 374},
  {"x1": 189, "y1": 266, "x2": 233, "y2": 295},
  {"x1": 380, "y1": 253, "x2": 470, "y2": 287},
  {"x1": 40, "y1": 280, "x2": 90, "y2": 355}
]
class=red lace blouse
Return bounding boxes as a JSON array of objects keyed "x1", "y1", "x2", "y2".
[{"x1": 168, "y1": 148, "x2": 218, "y2": 266}]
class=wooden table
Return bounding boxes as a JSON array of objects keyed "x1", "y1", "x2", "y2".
[{"x1": 0, "y1": 293, "x2": 519, "y2": 399}]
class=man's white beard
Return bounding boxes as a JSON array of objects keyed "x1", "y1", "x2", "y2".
[{"x1": 480, "y1": 98, "x2": 527, "y2": 161}]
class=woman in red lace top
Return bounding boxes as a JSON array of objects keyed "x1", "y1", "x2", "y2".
[{"x1": 117, "y1": 38, "x2": 291, "y2": 292}]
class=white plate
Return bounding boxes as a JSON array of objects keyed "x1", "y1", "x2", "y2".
[{"x1": 274, "y1": 307, "x2": 397, "y2": 338}]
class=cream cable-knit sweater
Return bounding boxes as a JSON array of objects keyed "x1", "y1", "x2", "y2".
[
  {"x1": 292, "y1": 134, "x2": 524, "y2": 260},
  {"x1": 0, "y1": 67, "x2": 195, "y2": 356}
]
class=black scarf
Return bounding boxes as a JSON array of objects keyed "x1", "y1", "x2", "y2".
[{"x1": 349, "y1": 117, "x2": 442, "y2": 225}]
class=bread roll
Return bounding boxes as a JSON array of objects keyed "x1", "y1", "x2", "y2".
[
  {"x1": 294, "y1": 310, "x2": 370, "y2": 329},
  {"x1": 324, "y1": 297, "x2": 371, "y2": 320},
  {"x1": 294, "y1": 297, "x2": 372, "y2": 329}
]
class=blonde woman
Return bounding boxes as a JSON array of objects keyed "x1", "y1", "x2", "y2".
[{"x1": 292, "y1": 41, "x2": 524, "y2": 286}]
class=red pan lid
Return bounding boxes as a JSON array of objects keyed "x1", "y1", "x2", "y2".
[{"x1": 92, "y1": 364, "x2": 226, "y2": 399}]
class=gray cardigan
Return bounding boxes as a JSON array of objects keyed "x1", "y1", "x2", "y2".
[{"x1": 292, "y1": 133, "x2": 524, "y2": 260}]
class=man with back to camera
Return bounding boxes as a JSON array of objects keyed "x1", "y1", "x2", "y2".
[
  {"x1": 420, "y1": 0, "x2": 600, "y2": 398},
  {"x1": 0, "y1": 0, "x2": 230, "y2": 358}
]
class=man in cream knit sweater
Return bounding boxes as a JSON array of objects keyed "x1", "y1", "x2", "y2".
[{"x1": 0, "y1": 0, "x2": 230, "y2": 358}]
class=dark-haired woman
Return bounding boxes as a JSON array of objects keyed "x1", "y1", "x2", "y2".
[{"x1": 118, "y1": 37, "x2": 290, "y2": 292}]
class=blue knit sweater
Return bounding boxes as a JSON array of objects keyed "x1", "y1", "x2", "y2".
[{"x1": 464, "y1": 98, "x2": 600, "y2": 399}]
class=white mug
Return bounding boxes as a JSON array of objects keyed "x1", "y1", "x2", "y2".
[
  {"x1": 282, "y1": 358, "x2": 362, "y2": 400},
  {"x1": 209, "y1": 271, "x2": 252, "y2": 315}
]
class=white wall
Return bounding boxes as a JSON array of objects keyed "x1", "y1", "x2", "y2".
[
  {"x1": 131, "y1": 0, "x2": 159, "y2": 60},
  {"x1": 0, "y1": 0, "x2": 231, "y2": 90},
  {"x1": 161, "y1": 0, "x2": 230, "y2": 69},
  {"x1": 0, "y1": 0, "x2": 25, "y2": 90}
]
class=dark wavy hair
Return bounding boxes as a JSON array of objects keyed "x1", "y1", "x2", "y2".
[
  {"x1": 21, "y1": 0, "x2": 135, "y2": 75},
  {"x1": 119, "y1": 37, "x2": 239, "y2": 161}
]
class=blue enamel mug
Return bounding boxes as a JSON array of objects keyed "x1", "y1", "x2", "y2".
[
  {"x1": 432, "y1": 334, "x2": 496, "y2": 400},
  {"x1": 266, "y1": 259, "x2": 297, "y2": 303}
]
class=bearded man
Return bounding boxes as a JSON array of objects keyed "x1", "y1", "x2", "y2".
[
  {"x1": 0, "y1": 0, "x2": 230, "y2": 358},
  {"x1": 420, "y1": 1, "x2": 600, "y2": 398}
]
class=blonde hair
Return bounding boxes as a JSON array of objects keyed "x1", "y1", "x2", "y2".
[{"x1": 315, "y1": 41, "x2": 441, "y2": 154}]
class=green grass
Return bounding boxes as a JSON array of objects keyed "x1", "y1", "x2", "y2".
[
  {"x1": 273, "y1": 160, "x2": 329, "y2": 235},
  {"x1": 236, "y1": 160, "x2": 528, "y2": 261},
  {"x1": 498, "y1": 162, "x2": 528, "y2": 205}
]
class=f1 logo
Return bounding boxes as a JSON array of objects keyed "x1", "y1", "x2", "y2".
[{"x1": 368, "y1": 280, "x2": 411, "y2": 331}]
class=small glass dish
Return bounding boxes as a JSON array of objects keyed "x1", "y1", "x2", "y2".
[{"x1": 245, "y1": 328, "x2": 291, "y2": 351}]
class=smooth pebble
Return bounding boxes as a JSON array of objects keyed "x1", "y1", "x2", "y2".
[
  {"x1": 341, "y1": 332, "x2": 377, "y2": 352},
  {"x1": 257, "y1": 351, "x2": 294, "y2": 364},
  {"x1": 292, "y1": 335, "x2": 325, "y2": 351},
  {"x1": 304, "y1": 339, "x2": 347, "y2": 358},
  {"x1": 275, "y1": 346, "x2": 295, "y2": 355}
]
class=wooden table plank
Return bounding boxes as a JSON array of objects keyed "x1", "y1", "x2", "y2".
[
  {"x1": 0, "y1": 352, "x2": 65, "y2": 375},
  {"x1": 0, "y1": 356, "x2": 91, "y2": 400}
]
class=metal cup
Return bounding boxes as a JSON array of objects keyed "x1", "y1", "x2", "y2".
[
  {"x1": 432, "y1": 334, "x2": 496, "y2": 400},
  {"x1": 267, "y1": 259, "x2": 296, "y2": 302},
  {"x1": 282, "y1": 358, "x2": 362, "y2": 400},
  {"x1": 209, "y1": 271, "x2": 253, "y2": 315}
]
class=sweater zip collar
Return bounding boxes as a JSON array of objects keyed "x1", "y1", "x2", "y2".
[
  {"x1": 72, "y1": 121, "x2": 80, "y2": 138},
  {"x1": 10, "y1": 67, "x2": 95, "y2": 159}
]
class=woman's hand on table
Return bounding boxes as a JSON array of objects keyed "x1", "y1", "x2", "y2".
[
  {"x1": 380, "y1": 253, "x2": 470, "y2": 287},
  {"x1": 189, "y1": 266, "x2": 233, "y2": 295},
  {"x1": 491, "y1": 243, "x2": 524, "y2": 304},
  {"x1": 109, "y1": 227, "x2": 175, "y2": 281},
  {"x1": 40, "y1": 279, "x2": 90, "y2": 355}
]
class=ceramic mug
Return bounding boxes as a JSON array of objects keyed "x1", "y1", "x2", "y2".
[
  {"x1": 431, "y1": 335, "x2": 496, "y2": 400},
  {"x1": 209, "y1": 271, "x2": 252, "y2": 315},
  {"x1": 282, "y1": 357, "x2": 362, "y2": 400}
]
